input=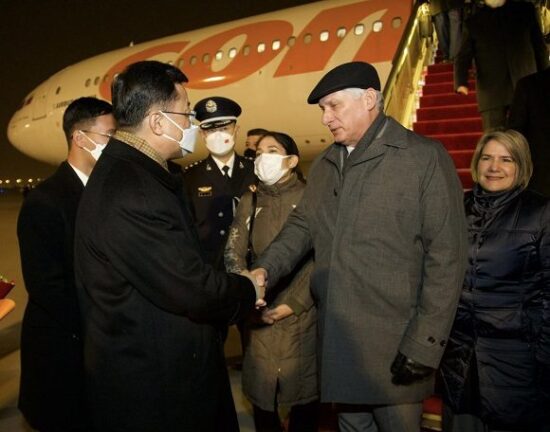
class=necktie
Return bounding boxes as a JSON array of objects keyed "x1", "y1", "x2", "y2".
[{"x1": 222, "y1": 165, "x2": 230, "y2": 179}]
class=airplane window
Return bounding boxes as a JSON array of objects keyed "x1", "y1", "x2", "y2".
[
  {"x1": 202, "y1": 53, "x2": 210, "y2": 64},
  {"x1": 272, "y1": 40, "x2": 281, "y2": 51},
  {"x1": 243, "y1": 45, "x2": 251, "y2": 56},
  {"x1": 373, "y1": 21, "x2": 383, "y2": 33},
  {"x1": 392, "y1": 17, "x2": 402, "y2": 28},
  {"x1": 337, "y1": 27, "x2": 346, "y2": 38},
  {"x1": 354, "y1": 24, "x2": 365, "y2": 36},
  {"x1": 94, "y1": 77, "x2": 100, "y2": 85},
  {"x1": 55, "y1": 86, "x2": 61, "y2": 95},
  {"x1": 287, "y1": 36, "x2": 296, "y2": 47},
  {"x1": 177, "y1": 58, "x2": 185, "y2": 68},
  {"x1": 257, "y1": 43, "x2": 266, "y2": 53},
  {"x1": 85, "y1": 78, "x2": 91, "y2": 87},
  {"x1": 304, "y1": 33, "x2": 312, "y2": 44},
  {"x1": 229, "y1": 48, "x2": 237, "y2": 58},
  {"x1": 190, "y1": 56, "x2": 197, "y2": 65},
  {"x1": 320, "y1": 31, "x2": 329, "y2": 42},
  {"x1": 215, "y1": 50, "x2": 223, "y2": 61},
  {"x1": 103, "y1": 74, "x2": 109, "y2": 83}
]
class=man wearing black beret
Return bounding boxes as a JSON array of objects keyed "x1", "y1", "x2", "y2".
[
  {"x1": 183, "y1": 96, "x2": 256, "y2": 270},
  {"x1": 252, "y1": 61, "x2": 468, "y2": 431}
]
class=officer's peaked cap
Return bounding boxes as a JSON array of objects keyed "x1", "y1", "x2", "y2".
[{"x1": 194, "y1": 97, "x2": 242, "y2": 130}]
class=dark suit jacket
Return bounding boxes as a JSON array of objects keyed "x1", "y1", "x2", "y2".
[
  {"x1": 509, "y1": 68, "x2": 550, "y2": 196},
  {"x1": 454, "y1": 1, "x2": 549, "y2": 112},
  {"x1": 17, "y1": 161, "x2": 87, "y2": 431},
  {"x1": 74, "y1": 139, "x2": 256, "y2": 432},
  {"x1": 183, "y1": 154, "x2": 256, "y2": 268}
]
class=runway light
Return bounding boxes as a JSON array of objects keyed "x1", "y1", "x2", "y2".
[
  {"x1": 0, "y1": 180, "x2": 3, "y2": 184},
  {"x1": 16, "y1": 179, "x2": 22, "y2": 184},
  {"x1": 28, "y1": 178, "x2": 33, "y2": 183},
  {"x1": 5, "y1": 180, "x2": 11, "y2": 184}
]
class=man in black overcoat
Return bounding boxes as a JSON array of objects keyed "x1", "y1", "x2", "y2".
[
  {"x1": 508, "y1": 67, "x2": 550, "y2": 196},
  {"x1": 183, "y1": 96, "x2": 256, "y2": 270},
  {"x1": 17, "y1": 97, "x2": 115, "y2": 431},
  {"x1": 74, "y1": 61, "x2": 260, "y2": 432},
  {"x1": 454, "y1": 0, "x2": 549, "y2": 131}
]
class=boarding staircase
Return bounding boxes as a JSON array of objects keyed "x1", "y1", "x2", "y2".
[{"x1": 413, "y1": 61, "x2": 482, "y2": 189}]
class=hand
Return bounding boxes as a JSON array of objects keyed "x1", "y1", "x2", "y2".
[
  {"x1": 250, "y1": 267, "x2": 268, "y2": 289},
  {"x1": 456, "y1": 85, "x2": 469, "y2": 95},
  {"x1": 390, "y1": 352, "x2": 434, "y2": 385},
  {"x1": 250, "y1": 268, "x2": 268, "y2": 308},
  {"x1": 240, "y1": 270, "x2": 265, "y2": 305},
  {"x1": 261, "y1": 304, "x2": 293, "y2": 324}
]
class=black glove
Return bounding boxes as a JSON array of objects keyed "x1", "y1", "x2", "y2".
[{"x1": 390, "y1": 352, "x2": 434, "y2": 385}]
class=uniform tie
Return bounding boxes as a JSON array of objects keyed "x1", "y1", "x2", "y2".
[{"x1": 222, "y1": 165, "x2": 230, "y2": 179}]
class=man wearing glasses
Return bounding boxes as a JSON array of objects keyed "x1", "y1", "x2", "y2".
[
  {"x1": 73, "y1": 61, "x2": 260, "y2": 431},
  {"x1": 17, "y1": 97, "x2": 115, "y2": 431},
  {"x1": 184, "y1": 96, "x2": 256, "y2": 270}
]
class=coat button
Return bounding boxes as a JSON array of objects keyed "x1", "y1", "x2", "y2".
[
  {"x1": 218, "y1": 212, "x2": 224, "y2": 217},
  {"x1": 220, "y1": 230, "x2": 226, "y2": 235},
  {"x1": 333, "y1": 189, "x2": 338, "y2": 196},
  {"x1": 440, "y1": 340, "x2": 446, "y2": 347},
  {"x1": 427, "y1": 336, "x2": 436, "y2": 344}
]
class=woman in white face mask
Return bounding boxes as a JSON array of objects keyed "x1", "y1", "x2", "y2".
[{"x1": 225, "y1": 131, "x2": 319, "y2": 432}]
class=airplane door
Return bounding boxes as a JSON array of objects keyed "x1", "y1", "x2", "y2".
[{"x1": 32, "y1": 90, "x2": 47, "y2": 120}]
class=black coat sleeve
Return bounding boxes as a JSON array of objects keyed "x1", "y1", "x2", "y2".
[{"x1": 100, "y1": 170, "x2": 256, "y2": 324}]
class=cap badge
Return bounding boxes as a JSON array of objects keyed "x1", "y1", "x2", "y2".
[{"x1": 205, "y1": 99, "x2": 217, "y2": 113}]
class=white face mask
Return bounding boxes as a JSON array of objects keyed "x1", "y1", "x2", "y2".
[
  {"x1": 205, "y1": 131, "x2": 235, "y2": 157},
  {"x1": 485, "y1": 0, "x2": 505, "y2": 8},
  {"x1": 254, "y1": 153, "x2": 290, "y2": 186},
  {"x1": 160, "y1": 112, "x2": 198, "y2": 156},
  {"x1": 79, "y1": 131, "x2": 107, "y2": 161}
]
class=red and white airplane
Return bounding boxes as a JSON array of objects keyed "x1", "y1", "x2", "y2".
[{"x1": 7, "y1": 0, "x2": 411, "y2": 165}]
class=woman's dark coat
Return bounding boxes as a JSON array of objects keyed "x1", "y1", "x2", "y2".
[
  {"x1": 441, "y1": 189, "x2": 550, "y2": 429},
  {"x1": 225, "y1": 174, "x2": 317, "y2": 411}
]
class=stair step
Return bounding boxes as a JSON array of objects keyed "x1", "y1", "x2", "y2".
[
  {"x1": 428, "y1": 132, "x2": 482, "y2": 151},
  {"x1": 425, "y1": 71, "x2": 454, "y2": 85},
  {"x1": 422, "y1": 80, "x2": 475, "y2": 96},
  {"x1": 414, "y1": 117, "x2": 482, "y2": 135},
  {"x1": 417, "y1": 104, "x2": 479, "y2": 121},
  {"x1": 427, "y1": 62, "x2": 454, "y2": 74},
  {"x1": 449, "y1": 149, "x2": 475, "y2": 169},
  {"x1": 420, "y1": 92, "x2": 477, "y2": 108}
]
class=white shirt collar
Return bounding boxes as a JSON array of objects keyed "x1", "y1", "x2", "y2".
[
  {"x1": 211, "y1": 153, "x2": 235, "y2": 177},
  {"x1": 68, "y1": 163, "x2": 89, "y2": 186}
]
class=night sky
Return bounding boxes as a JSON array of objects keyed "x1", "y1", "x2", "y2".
[{"x1": 0, "y1": 0, "x2": 318, "y2": 179}]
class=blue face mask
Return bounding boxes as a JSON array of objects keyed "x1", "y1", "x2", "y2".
[{"x1": 160, "y1": 112, "x2": 199, "y2": 156}]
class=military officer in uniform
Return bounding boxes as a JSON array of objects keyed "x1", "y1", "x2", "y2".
[{"x1": 184, "y1": 96, "x2": 256, "y2": 269}]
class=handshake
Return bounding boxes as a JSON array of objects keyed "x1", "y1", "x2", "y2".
[{"x1": 240, "y1": 267, "x2": 268, "y2": 308}]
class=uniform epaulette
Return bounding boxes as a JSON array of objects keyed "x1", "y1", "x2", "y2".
[{"x1": 184, "y1": 160, "x2": 204, "y2": 171}]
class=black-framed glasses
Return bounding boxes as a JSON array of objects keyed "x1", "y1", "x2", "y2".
[{"x1": 162, "y1": 110, "x2": 196, "y2": 119}]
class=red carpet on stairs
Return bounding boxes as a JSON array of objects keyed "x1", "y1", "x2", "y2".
[
  {"x1": 413, "y1": 62, "x2": 483, "y2": 190},
  {"x1": 414, "y1": 60, "x2": 483, "y2": 430}
]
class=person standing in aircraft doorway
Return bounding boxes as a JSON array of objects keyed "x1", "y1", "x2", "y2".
[
  {"x1": 183, "y1": 96, "x2": 256, "y2": 271},
  {"x1": 17, "y1": 97, "x2": 115, "y2": 432}
]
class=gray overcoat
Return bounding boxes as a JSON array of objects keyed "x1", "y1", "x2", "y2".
[{"x1": 255, "y1": 115, "x2": 468, "y2": 404}]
